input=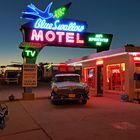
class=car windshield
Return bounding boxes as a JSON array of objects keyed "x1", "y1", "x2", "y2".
[
  {"x1": 55, "y1": 76, "x2": 80, "y2": 82},
  {"x1": 6, "y1": 72, "x2": 18, "y2": 78}
]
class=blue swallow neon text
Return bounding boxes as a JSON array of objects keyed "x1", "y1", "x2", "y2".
[{"x1": 34, "y1": 18, "x2": 85, "y2": 32}]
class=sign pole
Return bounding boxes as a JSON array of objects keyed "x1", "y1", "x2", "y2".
[
  {"x1": 22, "y1": 57, "x2": 36, "y2": 99},
  {"x1": 20, "y1": 45, "x2": 42, "y2": 100}
]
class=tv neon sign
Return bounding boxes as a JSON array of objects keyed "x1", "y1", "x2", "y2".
[
  {"x1": 34, "y1": 18, "x2": 86, "y2": 32},
  {"x1": 23, "y1": 48, "x2": 37, "y2": 58}
]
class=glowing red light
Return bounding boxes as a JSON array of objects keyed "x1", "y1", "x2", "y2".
[
  {"x1": 89, "y1": 74, "x2": 93, "y2": 78},
  {"x1": 59, "y1": 63, "x2": 67, "y2": 66},
  {"x1": 112, "y1": 69, "x2": 120, "y2": 73},
  {"x1": 96, "y1": 60, "x2": 103, "y2": 65},
  {"x1": 133, "y1": 57, "x2": 140, "y2": 61},
  {"x1": 84, "y1": 68, "x2": 87, "y2": 82}
]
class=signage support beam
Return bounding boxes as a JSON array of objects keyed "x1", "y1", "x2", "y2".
[
  {"x1": 21, "y1": 45, "x2": 42, "y2": 100},
  {"x1": 22, "y1": 58, "x2": 35, "y2": 100}
]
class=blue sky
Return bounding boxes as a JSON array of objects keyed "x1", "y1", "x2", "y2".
[{"x1": 0, "y1": 0, "x2": 140, "y2": 65}]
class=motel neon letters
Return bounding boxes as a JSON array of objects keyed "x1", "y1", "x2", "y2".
[{"x1": 31, "y1": 29, "x2": 84, "y2": 45}]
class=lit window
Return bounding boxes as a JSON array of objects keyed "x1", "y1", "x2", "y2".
[
  {"x1": 106, "y1": 63, "x2": 125, "y2": 91},
  {"x1": 84, "y1": 67, "x2": 95, "y2": 88}
]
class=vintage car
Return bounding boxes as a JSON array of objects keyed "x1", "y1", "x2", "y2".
[{"x1": 51, "y1": 73, "x2": 89, "y2": 104}]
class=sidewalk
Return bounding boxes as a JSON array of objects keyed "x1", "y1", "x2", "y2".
[
  {"x1": 0, "y1": 101, "x2": 51, "y2": 140},
  {"x1": 0, "y1": 82, "x2": 52, "y2": 139},
  {"x1": 0, "y1": 82, "x2": 51, "y2": 101}
]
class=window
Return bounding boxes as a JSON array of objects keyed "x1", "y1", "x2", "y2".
[
  {"x1": 134, "y1": 63, "x2": 140, "y2": 89},
  {"x1": 55, "y1": 76, "x2": 80, "y2": 82},
  {"x1": 107, "y1": 63, "x2": 125, "y2": 91},
  {"x1": 84, "y1": 67, "x2": 95, "y2": 88}
]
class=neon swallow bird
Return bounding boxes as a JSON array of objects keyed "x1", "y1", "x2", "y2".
[{"x1": 22, "y1": 2, "x2": 53, "y2": 20}]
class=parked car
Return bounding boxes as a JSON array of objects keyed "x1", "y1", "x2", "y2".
[
  {"x1": 4, "y1": 70, "x2": 21, "y2": 84},
  {"x1": 51, "y1": 73, "x2": 89, "y2": 104}
]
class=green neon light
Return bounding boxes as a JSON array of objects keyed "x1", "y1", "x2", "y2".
[
  {"x1": 88, "y1": 34, "x2": 109, "y2": 46},
  {"x1": 23, "y1": 48, "x2": 37, "y2": 58},
  {"x1": 44, "y1": 63, "x2": 52, "y2": 69},
  {"x1": 54, "y1": 7, "x2": 66, "y2": 18}
]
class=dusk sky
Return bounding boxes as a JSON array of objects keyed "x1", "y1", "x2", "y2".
[{"x1": 0, "y1": 0, "x2": 140, "y2": 65}]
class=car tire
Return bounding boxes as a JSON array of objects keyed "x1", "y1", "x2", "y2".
[
  {"x1": 82, "y1": 100, "x2": 87, "y2": 104},
  {"x1": 52, "y1": 100, "x2": 58, "y2": 105},
  {"x1": 0, "y1": 119, "x2": 5, "y2": 129}
]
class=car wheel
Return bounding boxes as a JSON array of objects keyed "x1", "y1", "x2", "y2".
[
  {"x1": 52, "y1": 100, "x2": 59, "y2": 105},
  {"x1": 51, "y1": 93, "x2": 57, "y2": 104},
  {"x1": 0, "y1": 119, "x2": 5, "y2": 129},
  {"x1": 82, "y1": 100, "x2": 87, "y2": 104}
]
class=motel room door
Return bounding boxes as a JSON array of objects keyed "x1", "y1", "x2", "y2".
[{"x1": 97, "y1": 65, "x2": 103, "y2": 96}]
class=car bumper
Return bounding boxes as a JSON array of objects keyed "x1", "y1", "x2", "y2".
[{"x1": 51, "y1": 93, "x2": 89, "y2": 101}]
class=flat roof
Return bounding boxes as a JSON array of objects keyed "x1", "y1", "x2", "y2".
[{"x1": 66, "y1": 45, "x2": 140, "y2": 64}]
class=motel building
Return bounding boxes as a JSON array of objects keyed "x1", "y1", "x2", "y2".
[{"x1": 66, "y1": 45, "x2": 140, "y2": 101}]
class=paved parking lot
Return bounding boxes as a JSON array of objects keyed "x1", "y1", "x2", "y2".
[
  {"x1": 0, "y1": 82, "x2": 50, "y2": 101},
  {"x1": 0, "y1": 96, "x2": 140, "y2": 140},
  {"x1": 0, "y1": 83, "x2": 140, "y2": 140}
]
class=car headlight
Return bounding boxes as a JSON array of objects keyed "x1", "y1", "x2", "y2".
[
  {"x1": 85, "y1": 86, "x2": 89, "y2": 93},
  {"x1": 54, "y1": 86, "x2": 60, "y2": 93}
]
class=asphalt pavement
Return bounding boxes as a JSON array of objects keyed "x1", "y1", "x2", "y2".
[
  {"x1": 0, "y1": 83, "x2": 140, "y2": 140},
  {"x1": 0, "y1": 82, "x2": 50, "y2": 101}
]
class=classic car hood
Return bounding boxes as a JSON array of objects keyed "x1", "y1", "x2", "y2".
[{"x1": 54, "y1": 81, "x2": 86, "y2": 89}]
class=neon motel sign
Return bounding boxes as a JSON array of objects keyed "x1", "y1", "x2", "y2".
[
  {"x1": 31, "y1": 29, "x2": 84, "y2": 44},
  {"x1": 20, "y1": 2, "x2": 113, "y2": 50},
  {"x1": 22, "y1": 18, "x2": 87, "y2": 47},
  {"x1": 22, "y1": 25, "x2": 112, "y2": 48}
]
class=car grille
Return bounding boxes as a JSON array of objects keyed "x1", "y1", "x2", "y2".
[{"x1": 58, "y1": 88, "x2": 84, "y2": 94}]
